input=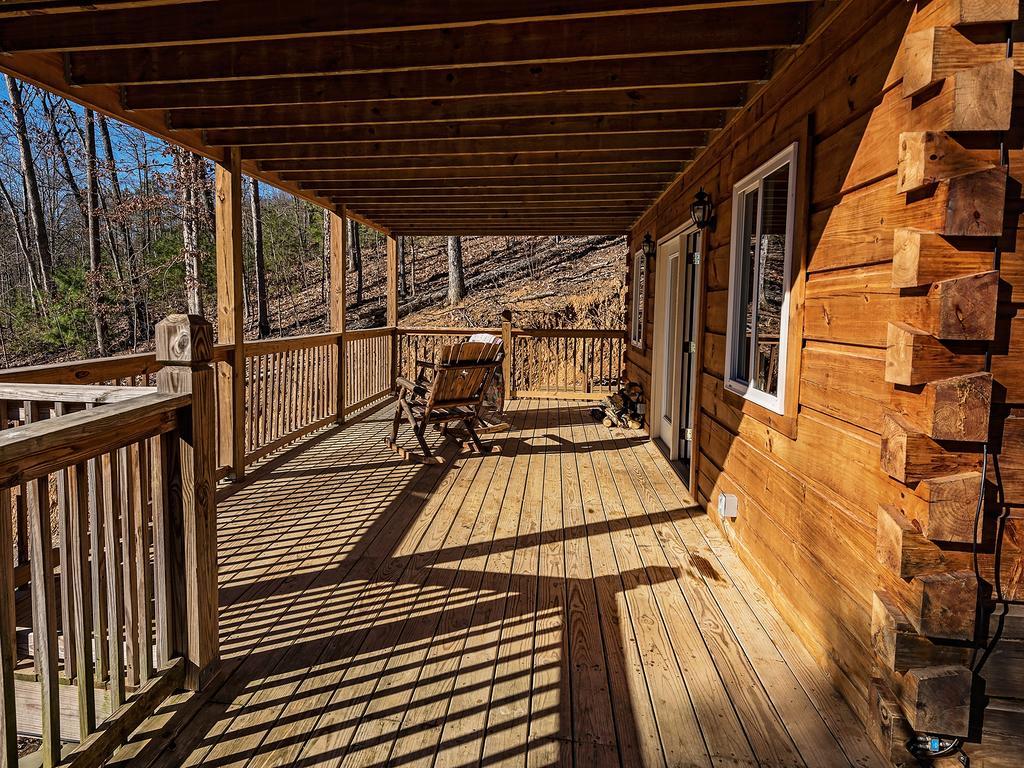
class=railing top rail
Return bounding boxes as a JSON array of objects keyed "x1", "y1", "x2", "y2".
[
  {"x1": 0, "y1": 383, "x2": 157, "y2": 404},
  {"x1": 0, "y1": 391, "x2": 188, "y2": 489},
  {"x1": 397, "y1": 327, "x2": 501, "y2": 336},
  {"x1": 511, "y1": 328, "x2": 627, "y2": 339},
  {"x1": 0, "y1": 351, "x2": 160, "y2": 385},
  {"x1": 244, "y1": 332, "x2": 342, "y2": 356},
  {"x1": 345, "y1": 326, "x2": 395, "y2": 339},
  {"x1": 396, "y1": 326, "x2": 626, "y2": 339}
]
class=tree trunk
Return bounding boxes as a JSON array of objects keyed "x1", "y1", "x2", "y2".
[
  {"x1": 41, "y1": 93, "x2": 86, "y2": 216},
  {"x1": 6, "y1": 75, "x2": 53, "y2": 296},
  {"x1": 250, "y1": 179, "x2": 271, "y2": 338},
  {"x1": 320, "y1": 207, "x2": 330, "y2": 308},
  {"x1": 99, "y1": 114, "x2": 146, "y2": 344},
  {"x1": 175, "y1": 148, "x2": 203, "y2": 315},
  {"x1": 84, "y1": 110, "x2": 107, "y2": 356},
  {"x1": 347, "y1": 218, "x2": 362, "y2": 305},
  {"x1": 0, "y1": 175, "x2": 38, "y2": 311},
  {"x1": 447, "y1": 235, "x2": 466, "y2": 306},
  {"x1": 409, "y1": 236, "x2": 416, "y2": 297},
  {"x1": 397, "y1": 236, "x2": 407, "y2": 297}
]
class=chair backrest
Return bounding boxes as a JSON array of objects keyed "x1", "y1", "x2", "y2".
[{"x1": 429, "y1": 341, "x2": 502, "y2": 407}]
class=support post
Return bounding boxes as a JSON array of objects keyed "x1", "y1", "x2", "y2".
[
  {"x1": 215, "y1": 147, "x2": 245, "y2": 480},
  {"x1": 330, "y1": 208, "x2": 347, "y2": 423},
  {"x1": 386, "y1": 234, "x2": 399, "y2": 388},
  {"x1": 155, "y1": 314, "x2": 219, "y2": 691},
  {"x1": 501, "y1": 310, "x2": 513, "y2": 404}
]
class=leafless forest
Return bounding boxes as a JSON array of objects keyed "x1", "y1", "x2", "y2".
[{"x1": 0, "y1": 77, "x2": 627, "y2": 368}]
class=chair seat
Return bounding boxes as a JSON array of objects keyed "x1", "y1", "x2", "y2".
[{"x1": 414, "y1": 404, "x2": 477, "y2": 422}]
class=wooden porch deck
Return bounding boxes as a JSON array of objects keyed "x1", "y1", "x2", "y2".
[{"x1": 126, "y1": 399, "x2": 883, "y2": 768}]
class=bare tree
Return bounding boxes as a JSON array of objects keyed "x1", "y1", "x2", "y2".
[
  {"x1": 447, "y1": 235, "x2": 465, "y2": 306},
  {"x1": 41, "y1": 92, "x2": 85, "y2": 216},
  {"x1": 320, "y1": 207, "x2": 330, "y2": 307},
  {"x1": 85, "y1": 110, "x2": 107, "y2": 355},
  {"x1": 250, "y1": 178, "x2": 271, "y2": 338},
  {"x1": 174, "y1": 147, "x2": 204, "y2": 314},
  {"x1": 99, "y1": 114, "x2": 147, "y2": 344},
  {"x1": 6, "y1": 75, "x2": 52, "y2": 296},
  {"x1": 347, "y1": 218, "x2": 363, "y2": 305},
  {"x1": 397, "y1": 236, "x2": 408, "y2": 297}
]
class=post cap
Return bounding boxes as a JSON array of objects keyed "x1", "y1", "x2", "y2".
[{"x1": 155, "y1": 314, "x2": 214, "y2": 364}]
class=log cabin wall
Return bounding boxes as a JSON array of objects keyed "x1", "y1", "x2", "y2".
[{"x1": 625, "y1": 0, "x2": 1024, "y2": 764}]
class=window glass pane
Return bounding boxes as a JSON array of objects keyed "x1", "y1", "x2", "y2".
[
  {"x1": 753, "y1": 163, "x2": 790, "y2": 396},
  {"x1": 735, "y1": 188, "x2": 758, "y2": 383}
]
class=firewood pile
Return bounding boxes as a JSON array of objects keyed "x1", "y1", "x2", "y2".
[{"x1": 591, "y1": 382, "x2": 645, "y2": 430}]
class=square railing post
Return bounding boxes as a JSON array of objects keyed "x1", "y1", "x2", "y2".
[{"x1": 155, "y1": 314, "x2": 219, "y2": 691}]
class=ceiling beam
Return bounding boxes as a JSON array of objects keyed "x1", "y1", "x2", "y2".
[
  {"x1": 256, "y1": 149, "x2": 694, "y2": 173},
  {"x1": 203, "y1": 111, "x2": 724, "y2": 147},
  {"x1": 350, "y1": 202, "x2": 648, "y2": 212},
  {"x1": 299, "y1": 178, "x2": 670, "y2": 191},
  {"x1": 331, "y1": 198, "x2": 659, "y2": 207},
  {"x1": 242, "y1": 132, "x2": 707, "y2": 162},
  {"x1": 2, "y1": 1, "x2": 814, "y2": 52},
  {"x1": 119, "y1": 51, "x2": 770, "y2": 110},
  {"x1": 278, "y1": 164, "x2": 683, "y2": 182},
  {"x1": 166, "y1": 85, "x2": 746, "y2": 130},
  {"x1": 67, "y1": 6, "x2": 802, "y2": 86},
  {"x1": 396, "y1": 229, "x2": 628, "y2": 235}
]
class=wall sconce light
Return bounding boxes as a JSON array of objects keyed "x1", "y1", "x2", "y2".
[
  {"x1": 641, "y1": 232, "x2": 656, "y2": 260},
  {"x1": 690, "y1": 187, "x2": 716, "y2": 231}
]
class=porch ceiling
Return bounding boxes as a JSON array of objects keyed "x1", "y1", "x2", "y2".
[{"x1": 0, "y1": 0, "x2": 819, "y2": 235}]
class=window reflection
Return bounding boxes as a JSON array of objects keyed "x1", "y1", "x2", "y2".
[
  {"x1": 735, "y1": 189, "x2": 758, "y2": 384},
  {"x1": 753, "y1": 164, "x2": 789, "y2": 396}
]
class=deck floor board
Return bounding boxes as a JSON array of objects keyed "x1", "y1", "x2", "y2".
[{"x1": 132, "y1": 400, "x2": 883, "y2": 768}]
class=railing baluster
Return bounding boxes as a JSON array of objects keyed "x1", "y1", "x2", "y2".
[
  {"x1": 68, "y1": 462, "x2": 96, "y2": 738},
  {"x1": 87, "y1": 452, "x2": 109, "y2": 686},
  {"x1": 150, "y1": 431, "x2": 184, "y2": 671},
  {"x1": 120, "y1": 446, "x2": 140, "y2": 689},
  {"x1": 54, "y1": 403, "x2": 78, "y2": 686},
  {"x1": 133, "y1": 442, "x2": 154, "y2": 684},
  {"x1": 0, "y1": 400, "x2": 18, "y2": 768},
  {"x1": 101, "y1": 449, "x2": 126, "y2": 710},
  {"x1": 27, "y1": 473, "x2": 60, "y2": 765}
]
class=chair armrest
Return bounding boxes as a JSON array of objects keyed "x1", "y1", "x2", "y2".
[{"x1": 396, "y1": 376, "x2": 428, "y2": 399}]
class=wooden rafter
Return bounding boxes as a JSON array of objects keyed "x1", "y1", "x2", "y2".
[
  {"x1": 203, "y1": 112, "x2": 724, "y2": 147},
  {"x1": 118, "y1": 52, "x2": 771, "y2": 110},
  {"x1": 2, "y1": 0, "x2": 813, "y2": 51},
  {"x1": 167, "y1": 86, "x2": 747, "y2": 131},
  {"x1": 68, "y1": 8, "x2": 798, "y2": 86}
]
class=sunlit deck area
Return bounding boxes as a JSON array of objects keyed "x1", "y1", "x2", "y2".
[{"x1": 116, "y1": 399, "x2": 882, "y2": 768}]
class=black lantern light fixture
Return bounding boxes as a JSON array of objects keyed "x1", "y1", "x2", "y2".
[
  {"x1": 690, "y1": 187, "x2": 716, "y2": 231},
  {"x1": 641, "y1": 232, "x2": 656, "y2": 260}
]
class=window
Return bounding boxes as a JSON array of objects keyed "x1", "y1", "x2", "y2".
[
  {"x1": 725, "y1": 143, "x2": 798, "y2": 414},
  {"x1": 630, "y1": 250, "x2": 647, "y2": 348}
]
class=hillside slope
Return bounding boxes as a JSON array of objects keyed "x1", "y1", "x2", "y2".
[{"x1": 341, "y1": 234, "x2": 628, "y2": 331}]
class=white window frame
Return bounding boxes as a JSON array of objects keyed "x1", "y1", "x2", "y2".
[
  {"x1": 630, "y1": 249, "x2": 646, "y2": 349},
  {"x1": 724, "y1": 142, "x2": 799, "y2": 415}
]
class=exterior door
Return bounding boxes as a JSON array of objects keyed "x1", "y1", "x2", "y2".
[
  {"x1": 657, "y1": 243, "x2": 681, "y2": 452},
  {"x1": 677, "y1": 229, "x2": 701, "y2": 462}
]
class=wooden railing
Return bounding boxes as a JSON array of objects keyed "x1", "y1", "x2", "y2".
[
  {"x1": 509, "y1": 328, "x2": 625, "y2": 400},
  {"x1": 343, "y1": 327, "x2": 394, "y2": 417},
  {"x1": 0, "y1": 315, "x2": 219, "y2": 767},
  {"x1": 396, "y1": 326, "x2": 626, "y2": 401},
  {"x1": 242, "y1": 333, "x2": 340, "y2": 465}
]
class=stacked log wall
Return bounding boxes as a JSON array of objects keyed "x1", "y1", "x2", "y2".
[{"x1": 624, "y1": 1, "x2": 1024, "y2": 763}]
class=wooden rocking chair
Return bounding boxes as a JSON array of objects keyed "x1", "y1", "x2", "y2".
[{"x1": 386, "y1": 340, "x2": 504, "y2": 463}]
